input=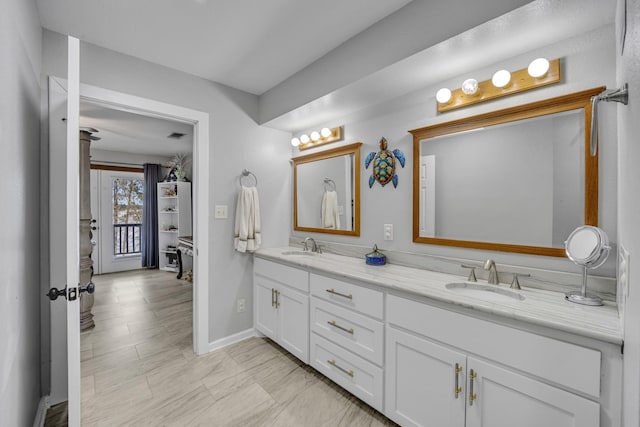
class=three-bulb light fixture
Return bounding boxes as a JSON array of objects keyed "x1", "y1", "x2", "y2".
[
  {"x1": 291, "y1": 126, "x2": 343, "y2": 150},
  {"x1": 435, "y1": 57, "x2": 560, "y2": 113}
]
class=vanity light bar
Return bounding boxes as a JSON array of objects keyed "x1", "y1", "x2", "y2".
[
  {"x1": 436, "y1": 58, "x2": 561, "y2": 113},
  {"x1": 293, "y1": 126, "x2": 344, "y2": 151}
]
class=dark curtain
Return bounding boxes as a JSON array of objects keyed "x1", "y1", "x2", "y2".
[{"x1": 141, "y1": 163, "x2": 161, "y2": 268}]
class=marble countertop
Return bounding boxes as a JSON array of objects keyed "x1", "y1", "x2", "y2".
[{"x1": 255, "y1": 247, "x2": 623, "y2": 345}]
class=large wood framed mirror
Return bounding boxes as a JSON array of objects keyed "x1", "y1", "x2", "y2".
[
  {"x1": 293, "y1": 142, "x2": 362, "y2": 236},
  {"x1": 411, "y1": 87, "x2": 604, "y2": 257}
]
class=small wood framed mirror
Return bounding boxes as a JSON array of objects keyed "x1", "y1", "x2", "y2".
[{"x1": 293, "y1": 142, "x2": 362, "y2": 236}]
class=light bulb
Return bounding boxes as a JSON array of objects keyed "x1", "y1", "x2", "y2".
[
  {"x1": 320, "y1": 127, "x2": 332, "y2": 138},
  {"x1": 461, "y1": 78, "x2": 479, "y2": 95},
  {"x1": 300, "y1": 134, "x2": 310, "y2": 144},
  {"x1": 291, "y1": 137, "x2": 300, "y2": 147},
  {"x1": 492, "y1": 70, "x2": 511, "y2": 88},
  {"x1": 436, "y1": 88, "x2": 452, "y2": 104},
  {"x1": 310, "y1": 131, "x2": 320, "y2": 141},
  {"x1": 528, "y1": 58, "x2": 549, "y2": 78}
]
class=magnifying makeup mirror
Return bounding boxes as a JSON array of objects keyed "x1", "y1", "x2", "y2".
[{"x1": 565, "y1": 226, "x2": 610, "y2": 306}]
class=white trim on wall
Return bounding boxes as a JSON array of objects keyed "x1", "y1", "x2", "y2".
[{"x1": 207, "y1": 328, "x2": 258, "y2": 353}]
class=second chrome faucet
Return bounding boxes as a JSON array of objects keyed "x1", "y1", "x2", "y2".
[{"x1": 484, "y1": 259, "x2": 499, "y2": 284}]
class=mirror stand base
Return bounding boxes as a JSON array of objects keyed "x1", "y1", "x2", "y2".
[{"x1": 565, "y1": 291, "x2": 603, "y2": 306}]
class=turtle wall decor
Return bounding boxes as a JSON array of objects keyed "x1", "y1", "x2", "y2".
[{"x1": 364, "y1": 137, "x2": 406, "y2": 188}]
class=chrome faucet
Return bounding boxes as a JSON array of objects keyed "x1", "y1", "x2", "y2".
[
  {"x1": 301, "y1": 237, "x2": 319, "y2": 253},
  {"x1": 484, "y1": 259, "x2": 499, "y2": 285}
]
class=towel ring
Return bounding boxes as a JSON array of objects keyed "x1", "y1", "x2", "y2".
[
  {"x1": 240, "y1": 169, "x2": 258, "y2": 187},
  {"x1": 324, "y1": 178, "x2": 336, "y2": 191}
]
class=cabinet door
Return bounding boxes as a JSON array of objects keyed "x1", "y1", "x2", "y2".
[
  {"x1": 386, "y1": 326, "x2": 466, "y2": 427},
  {"x1": 466, "y1": 357, "x2": 600, "y2": 427},
  {"x1": 254, "y1": 276, "x2": 278, "y2": 339},
  {"x1": 278, "y1": 286, "x2": 309, "y2": 363}
]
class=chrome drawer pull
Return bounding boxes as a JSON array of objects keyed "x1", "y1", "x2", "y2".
[
  {"x1": 454, "y1": 363, "x2": 463, "y2": 398},
  {"x1": 326, "y1": 288, "x2": 353, "y2": 300},
  {"x1": 469, "y1": 369, "x2": 477, "y2": 405},
  {"x1": 327, "y1": 320, "x2": 354, "y2": 334},
  {"x1": 327, "y1": 359, "x2": 354, "y2": 377}
]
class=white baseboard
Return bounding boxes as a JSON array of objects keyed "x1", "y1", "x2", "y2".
[
  {"x1": 33, "y1": 395, "x2": 50, "y2": 427},
  {"x1": 206, "y1": 328, "x2": 258, "y2": 353}
]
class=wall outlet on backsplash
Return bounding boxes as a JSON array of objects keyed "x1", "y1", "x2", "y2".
[
  {"x1": 619, "y1": 245, "x2": 630, "y2": 297},
  {"x1": 384, "y1": 224, "x2": 393, "y2": 241}
]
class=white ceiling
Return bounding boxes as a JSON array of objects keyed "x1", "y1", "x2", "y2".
[
  {"x1": 80, "y1": 102, "x2": 193, "y2": 156},
  {"x1": 37, "y1": 0, "x2": 413, "y2": 95},
  {"x1": 40, "y1": 0, "x2": 615, "y2": 148}
]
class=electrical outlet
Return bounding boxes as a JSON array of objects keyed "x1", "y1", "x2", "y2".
[
  {"x1": 237, "y1": 298, "x2": 246, "y2": 313},
  {"x1": 214, "y1": 205, "x2": 228, "y2": 219},
  {"x1": 619, "y1": 245, "x2": 630, "y2": 297},
  {"x1": 384, "y1": 224, "x2": 393, "y2": 241}
]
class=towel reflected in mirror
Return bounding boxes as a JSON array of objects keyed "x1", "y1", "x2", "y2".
[{"x1": 321, "y1": 190, "x2": 340, "y2": 229}]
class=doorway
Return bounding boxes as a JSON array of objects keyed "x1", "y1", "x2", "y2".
[{"x1": 47, "y1": 77, "x2": 211, "y2": 414}]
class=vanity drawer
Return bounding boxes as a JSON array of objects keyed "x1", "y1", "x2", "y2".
[
  {"x1": 254, "y1": 257, "x2": 309, "y2": 293},
  {"x1": 387, "y1": 294, "x2": 602, "y2": 398},
  {"x1": 310, "y1": 332, "x2": 383, "y2": 412},
  {"x1": 310, "y1": 274, "x2": 383, "y2": 320},
  {"x1": 311, "y1": 297, "x2": 384, "y2": 366}
]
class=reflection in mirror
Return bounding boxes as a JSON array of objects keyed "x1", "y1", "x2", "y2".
[
  {"x1": 293, "y1": 143, "x2": 362, "y2": 236},
  {"x1": 411, "y1": 87, "x2": 604, "y2": 257}
]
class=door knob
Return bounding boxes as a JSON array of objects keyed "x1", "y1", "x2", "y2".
[
  {"x1": 79, "y1": 282, "x2": 95, "y2": 294},
  {"x1": 46, "y1": 286, "x2": 67, "y2": 301}
]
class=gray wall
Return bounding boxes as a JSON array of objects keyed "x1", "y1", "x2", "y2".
[
  {"x1": 617, "y1": 0, "x2": 640, "y2": 423},
  {"x1": 291, "y1": 24, "x2": 618, "y2": 277},
  {"x1": 0, "y1": 0, "x2": 43, "y2": 424},
  {"x1": 90, "y1": 148, "x2": 173, "y2": 169},
  {"x1": 41, "y1": 29, "x2": 291, "y2": 356}
]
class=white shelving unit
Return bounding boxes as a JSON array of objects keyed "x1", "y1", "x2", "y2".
[{"x1": 158, "y1": 182, "x2": 192, "y2": 272}]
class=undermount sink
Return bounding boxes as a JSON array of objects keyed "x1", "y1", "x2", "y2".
[
  {"x1": 445, "y1": 282, "x2": 525, "y2": 302},
  {"x1": 281, "y1": 250, "x2": 317, "y2": 256}
]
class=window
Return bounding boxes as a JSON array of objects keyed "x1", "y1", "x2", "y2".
[{"x1": 112, "y1": 177, "x2": 144, "y2": 256}]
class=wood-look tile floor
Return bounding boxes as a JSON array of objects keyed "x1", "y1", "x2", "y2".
[{"x1": 75, "y1": 269, "x2": 396, "y2": 426}]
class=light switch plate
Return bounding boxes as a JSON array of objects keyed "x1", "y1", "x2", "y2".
[
  {"x1": 214, "y1": 205, "x2": 228, "y2": 219},
  {"x1": 384, "y1": 224, "x2": 393, "y2": 241}
]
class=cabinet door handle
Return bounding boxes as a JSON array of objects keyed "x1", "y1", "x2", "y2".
[
  {"x1": 326, "y1": 288, "x2": 353, "y2": 300},
  {"x1": 271, "y1": 288, "x2": 275, "y2": 307},
  {"x1": 275, "y1": 290, "x2": 280, "y2": 308},
  {"x1": 327, "y1": 320, "x2": 354, "y2": 334},
  {"x1": 327, "y1": 359, "x2": 354, "y2": 377},
  {"x1": 454, "y1": 363, "x2": 463, "y2": 398},
  {"x1": 469, "y1": 369, "x2": 477, "y2": 405}
]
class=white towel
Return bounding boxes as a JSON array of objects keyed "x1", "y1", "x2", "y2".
[
  {"x1": 234, "y1": 186, "x2": 261, "y2": 253},
  {"x1": 321, "y1": 190, "x2": 340, "y2": 229}
]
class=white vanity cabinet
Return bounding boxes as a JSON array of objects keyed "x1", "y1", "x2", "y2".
[
  {"x1": 309, "y1": 273, "x2": 385, "y2": 411},
  {"x1": 254, "y1": 258, "x2": 310, "y2": 363},
  {"x1": 385, "y1": 294, "x2": 601, "y2": 427}
]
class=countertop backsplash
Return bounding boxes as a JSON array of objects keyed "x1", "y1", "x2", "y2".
[{"x1": 287, "y1": 237, "x2": 617, "y2": 301}]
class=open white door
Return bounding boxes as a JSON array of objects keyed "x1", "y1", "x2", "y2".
[
  {"x1": 45, "y1": 36, "x2": 81, "y2": 426},
  {"x1": 65, "y1": 36, "x2": 82, "y2": 427}
]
